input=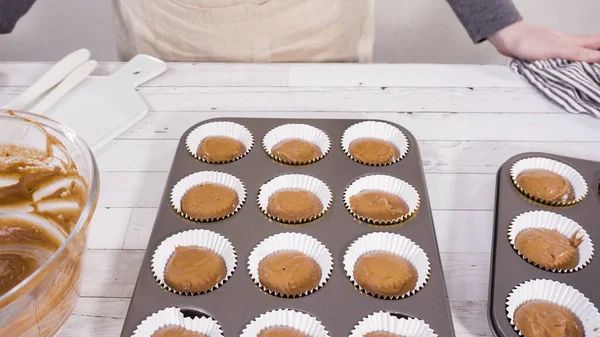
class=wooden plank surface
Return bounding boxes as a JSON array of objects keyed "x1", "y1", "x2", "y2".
[{"x1": 1, "y1": 62, "x2": 599, "y2": 337}]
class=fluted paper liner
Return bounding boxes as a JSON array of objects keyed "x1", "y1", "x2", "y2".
[
  {"x1": 151, "y1": 229, "x2": 237, "y2": 295},
  {"x1": 186, "y1": 121, "x2": 253, "y2": 163},
  {"x1": 506, "y1": 279, "x2": 600, "y2": 336},
  {"x1": 510, "y1": 157, "x2": 588, "y2": 206},
  {"x1": 132, "y1": 307, "x2": 223, "y2": 337},
  {"x1": 240, "y1": 309, "x2": 330, "y2": 337},
  {"x1": 170, "y1": 171, "x2": 246, "y2": 222},
  {"x1": 344, "y1": 175, "x2": 420, "y2": 225},
  {"x1": 349, "y1": 311, "x2": 437, "y2": 337},
  {"x1": 257, "y1": 174, "x2": 332, "y2": 224},
  {"x1": 341, "y1": 121, "x2": 409, "y2": 166},
  {"x1": 509, "y1": 210, "x2": 593, "y2": 272},
  {"x1": 262, "y1": 124, "x2": 331, "y2": 165},
  {"x1": 248, "y1": 232, "x2": 333, "y2": 297},
  {"x1": 343, "y1": 232, "x2": 430, "y2": 299}
]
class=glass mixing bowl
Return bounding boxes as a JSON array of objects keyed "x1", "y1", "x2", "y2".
[{"x1": 0, "y1": 110, "x2": 99, "y2": 336}]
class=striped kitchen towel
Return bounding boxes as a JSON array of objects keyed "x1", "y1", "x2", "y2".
[{"x1": 510, "y1": 59, "x2": 600, "y2": 118}]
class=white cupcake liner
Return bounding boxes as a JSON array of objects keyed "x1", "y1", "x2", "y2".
[
  {"x1": 185, "y1": 121, "x2": 253, "y2": 163},
  {"x1": 349, "y1": 311, "x2": 437, "y2": 337},
  {"x1": 262, "y1": 124, "x2": 331, "y2": 165},
  {"x1": 344, "y1": 175, "x2": 420, "y2": 225},
  {"x1": 240, "y1": 309, "x2": 330, "y2": 337},
  {"x1": 506, "y1": 279, "x2": 600, "y2": 336},
  {"x1": 257, "y1": 174, "x2": 332, "y2": 224},
  {"x1": 248, "y1": 232, "x2": 333, "y2": 297},
  {"x1": 151, "y1": 229, "x2": 237, "y2": 295},
  {"x1": 510, "y1": 157, "x2": 588, "y2": 206},
  {"x1": 343, "y1": 232, "x2": 430, "y2": 299},
  {"x1": 341, "y1": 121, "x2": 409, "y2": 166},
  {"x1": 132, "y1": 307, "x2": 223, "y2": 337},
  {"x1": 509, "y1": 210, "x2": 593, "y2": 272},
  {"x1": 170, "y1": 171, "x2": 246, "y2": 222}
]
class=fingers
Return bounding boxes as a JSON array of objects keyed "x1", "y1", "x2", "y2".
[
  {"x1": 557, "y1": 44, "x2": 600, "y2": 63},
  {"x1": 564, "y1": 34, "x2": 600, "y2": 49}
]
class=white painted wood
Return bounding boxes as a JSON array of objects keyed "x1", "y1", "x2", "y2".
[
  {"x1": 87, "y1": 207, "x2": 132, "y2": 249},
  {"x1": 0, "y1": 63, "x2": 291, "y2": 88},
  {"x1": 81, "y1": 250, "x2": 144, "y2": 298},
  {"x1": 123, "y1": 208, "x2": 159, "y2": 250},
  {"x1": 136, "y1": 86, "x2": 563, "y2": 113},
  {"x1": 0, "y1": 86, "x2": 563, "y2": 114},
  {"x1": 97, "y1": 172, "x2": 167, "y2": 208},
  {"x1": 114, "y1": 111, "x2": 600, "y2": 142},
  {"x1": 1, "y1": 63, "x2": 528, "y2": 89},
  {"x1": 3, "y1": 62, "x2": 597, "y2": 337},
  {"x1": 289, "y1": 63, "x2": 529, "y2": 88}
]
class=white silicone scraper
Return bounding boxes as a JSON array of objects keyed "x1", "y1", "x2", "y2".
[{"x1": 42, "y1": 54, "x2": 167, "y2": 152}]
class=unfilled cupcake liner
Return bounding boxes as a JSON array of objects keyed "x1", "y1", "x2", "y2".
[
  {"x1": 257, "y1": 174, "x2": 332, "y2": 224},
  {"x1": 509, "y1": 210, "x2": 593, "y2": 272},
  {"x1": 344, "y1": 175, "x2": 420, "y2": 225},
  {"x1": 506, "y1": 279, "x2": 600, "y2": 336},
  {"x1": 343, "y1": 232, "x2": 430, "y2": 299},
  {"x1": 132, "y1": 307, "x2": 223, "y2": 337},
  {"x1": 510, "y1": 157, "x2": 588, "y2": 206},
  {"x1": 247, "y1": 232, "x2": 333, "y2": 297},
  {"x1": 262, "y1": 124, "x2": 331, "y2": 165},
  {"x1": 170, "y1": 171, "x2": 246, "y2": 222},
  {"x1": 341, "y1": 121, "x2": 409, "y2": 166},
  {"x1": 240, "y1": 309, "x2": 330, "y2": 337},
  {"x1": 349, "y1": 311, "x2": 437, "y2": 337},
  {"x1": 151, "y1": 229, "x2": 237, "y2": 295},
  {"x1": 185, "y1": 121, "x2": 253, "y2": 163}
]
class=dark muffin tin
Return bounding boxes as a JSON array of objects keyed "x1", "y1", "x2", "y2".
[
  {"x1": 120, "y1": 118, "x2": 456, "y2": 337},
  {"x1": 488, "y1": 152, "x2": 600, "y2": 336}
]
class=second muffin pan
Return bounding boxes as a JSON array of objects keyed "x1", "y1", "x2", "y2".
[
  {"x1": 120, "y1": 118, "x2": 456, "y2": 336},
  {"x1": 488, "y1": 152, "x2": 600, "y2": 336}
]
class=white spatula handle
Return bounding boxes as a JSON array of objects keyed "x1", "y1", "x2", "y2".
[
  {"x1": 3, "y1": 49, "x2": 91, "y2": 111},
  {"x1": 30, "y1": 60, "x2": 98, "y2": 115}
]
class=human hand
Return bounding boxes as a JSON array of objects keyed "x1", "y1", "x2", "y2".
[{"x1": 489, "y1": 21, "x2": 600, "y2": 63}]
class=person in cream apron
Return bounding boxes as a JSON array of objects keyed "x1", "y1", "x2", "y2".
[{"x1": 113, "y1": 0, "x2": 375, "y2": 63}]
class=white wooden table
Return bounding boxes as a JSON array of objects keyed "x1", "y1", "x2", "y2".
[{"x1": 1, "y1": 62, "x2": 600, "y2": 337}]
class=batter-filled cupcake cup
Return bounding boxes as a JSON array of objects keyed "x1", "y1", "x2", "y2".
[
  {"x1": 248, "y1": 232, "x2": 333, "y2": 298},
  {"x1": 341, "y1": 121, "x2": 409, "y2": 166},
  {"x1": 257, "y1": 174, "x2": 332, "y2": 224},
  {"x1": 510, "y1": 157, "x2": 587, "y2": 206},
  {"x1": 506, "y1": 279, "x2": 600, "y2": 337},
  {"x1": 344, "y1": 175, "x2": 420, "y2": 225},
  {"x1": 349, "y1": 311, "x2": 437, "y2": 337},
  {"x1": 151, "y1": 229, "x2": 237, "y2": 295},
  {"x1": 508, "y1": 210, "x2": 593, "y2": 273},
  {"x1": 240, "y1": 309, "x2": 330, "y2": 337},
  {"x1": 132, "y1": 307, "x2": 223, "y2": 337},
  {"x1": 185, "y1": 121, "x2": 253, "y2": 164},
  {"x1": 262, "y1": 124, "x2": 331, "y2": 165},
  {"x1": 170, "y1": 171, "x2": 246, "y2": 222},
  {"x1": 343, "y1": 232, "x2": 430, "y2": 299}
]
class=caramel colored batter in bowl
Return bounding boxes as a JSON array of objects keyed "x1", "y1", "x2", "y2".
[{"x1": 0, "y1": 110, "x2": 99, "y2": 337}]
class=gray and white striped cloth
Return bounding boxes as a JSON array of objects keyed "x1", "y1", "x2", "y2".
[{"x1": 511, "y1": 59, "x2": 600, "y2": 118}]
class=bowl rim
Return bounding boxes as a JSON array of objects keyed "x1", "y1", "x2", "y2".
[{"x1": 0, "y1": 109, "x2": 100, "y2": 305}]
